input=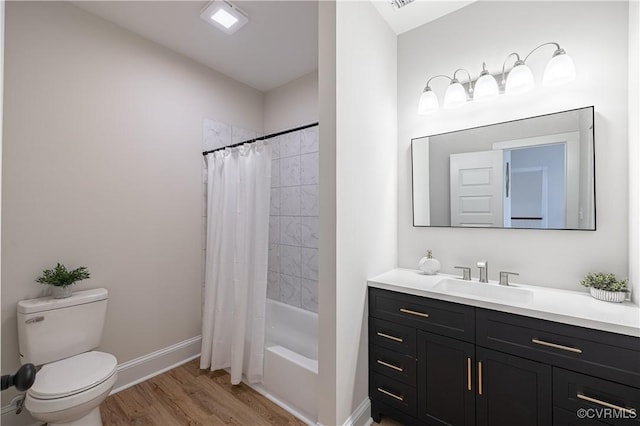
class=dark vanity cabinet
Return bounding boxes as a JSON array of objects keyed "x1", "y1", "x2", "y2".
[{"x1": 368, "y1": 287, "x2": 640, "y2": 426}]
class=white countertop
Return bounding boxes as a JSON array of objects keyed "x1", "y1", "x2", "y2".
[{"x1": 368, "y1": 268, "x2": 640, "y2": 338}]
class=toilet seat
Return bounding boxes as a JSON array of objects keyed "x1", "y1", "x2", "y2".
[
  {"x1": 25, "y1": 351, "x2": 118, "y2": 416},
  {"x1": 29, "y1": 351, "x2": 117, "y2": 399}
]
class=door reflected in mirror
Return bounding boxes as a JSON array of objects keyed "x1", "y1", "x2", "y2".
[{"x1": 411, "y1": 106, "x2": 595, "y2": 230}]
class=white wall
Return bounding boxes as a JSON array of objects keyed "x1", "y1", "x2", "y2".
[
  {"x1": 0, "y1": 0, "x2": 5, "y2": 411},
  {"x1": 1, "y1": 0, "x2": 263, "y2": 405},
  {"x1": 264, "y1": 70, "x2": 318, "y2": 134},
  {"x1": 321, "y1": 1, "x2": 397, "y2": 424},
  {"x1": 318, "y1": 1, "x2": 337, "y2": 423},
  {"x1": 628, "y1": 0, "x2": 639, "y2": 303},
  {"x1": 398, "y1": 1, "x2": 629, "y2": 291}
]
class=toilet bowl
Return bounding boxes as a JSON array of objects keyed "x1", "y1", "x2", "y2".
[{"x1": 25, "y1": 351, "x2": 117, "y2": 426}]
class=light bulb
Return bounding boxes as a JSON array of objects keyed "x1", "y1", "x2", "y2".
[
  {"x1": 505, "y1": 61, "x2": 534, "y2": 95},
  {"x1": 543, "y1": 50, "x2": 576, "y2": 86},
  {"x1": 443, "y1": 80, "x2": 467, "y2": 109},
  {"x1": 473, "y1": 69, "x2": 499, "y2": 102},
  {"x1": 418, "y1": 87, "x2": 439, "y2": 115}
]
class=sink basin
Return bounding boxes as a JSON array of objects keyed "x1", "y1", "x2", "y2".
[{"x1": 433, "y1": 278, "x2": 533, "y2": 304}]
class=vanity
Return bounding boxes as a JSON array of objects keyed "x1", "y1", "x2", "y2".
[{"x1": 368, "y1": 269, "x2": 640, "y2": 426}]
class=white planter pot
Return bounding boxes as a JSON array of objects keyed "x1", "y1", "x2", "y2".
[
  {"x1": 51, "y1": 286, "x2": 73, "y2": 299},
  {"x1": 589, "y1": 287, "x2": 627, "y2": 303}
]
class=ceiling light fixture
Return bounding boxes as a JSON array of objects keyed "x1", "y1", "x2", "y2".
[
  {"x1": 417, "y1": 41, "x2": 576, "y2": 115},
  {"x1": 200, "y1": 1, "x2": 249, "y2": 35}
]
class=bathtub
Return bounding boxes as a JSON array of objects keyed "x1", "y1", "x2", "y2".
[{"x1": 262, "y1": 299, "x2": 318, "y2": 423}]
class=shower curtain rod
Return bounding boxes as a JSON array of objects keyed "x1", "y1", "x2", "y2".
[{"x1": 202, "y1": 122, "x2": 319, "y2": 156}]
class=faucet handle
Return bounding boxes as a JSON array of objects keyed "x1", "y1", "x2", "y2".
[
  {"x1": 499, "y1": 271, "x2": 519, "y2": 286},
  {"x1": 454, "y1": 266, "x2": 472, "y2": 281}
]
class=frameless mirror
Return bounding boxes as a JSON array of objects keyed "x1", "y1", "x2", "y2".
[{"x1": 411, "y1": 106, "x2": 595, "y2": 230}]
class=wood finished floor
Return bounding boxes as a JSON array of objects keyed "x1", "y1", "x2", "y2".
[{"x1": 100, "y1": 359, "x2": 306, "y2": 426}]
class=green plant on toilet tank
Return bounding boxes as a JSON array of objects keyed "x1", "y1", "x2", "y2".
[{"x1": 36, "y1": 263, "x2": 91, "y2": 298}]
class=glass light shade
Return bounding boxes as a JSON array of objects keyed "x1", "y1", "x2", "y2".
[
  {"x1": 543, "y1": 53, "x2": 576, "y2": 86},
  {"x1": 443, "y1": 81, "x2": 467, "y2": 109},
  {"x1": 418, "y1": 89, "x2": 439, "y2": 115},
  {"x1": 473, "y1": 73, "x2": 499, "y2": 102},
  {"x1": 505, "y1": 63, "x2": 534, "y2": 95}
]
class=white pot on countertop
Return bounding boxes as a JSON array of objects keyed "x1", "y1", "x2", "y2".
[{"x1": 589, "y1": 287, "x2": 627, "y2": 303}]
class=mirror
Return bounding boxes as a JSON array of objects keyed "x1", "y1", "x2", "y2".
[{"x1": 411, "y1": 106, "x2": 595, "y2": 230}]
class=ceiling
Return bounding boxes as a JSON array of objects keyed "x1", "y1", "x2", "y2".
[
  {"x1": 72, "y1": 1, "x2": 474, "y2": 93},
  {"x1": 371, "y1": 0, "x2": 475, "y2": 35},
  {"x1": 72, "y1": 1, "x2": 319, "y2": 92}
]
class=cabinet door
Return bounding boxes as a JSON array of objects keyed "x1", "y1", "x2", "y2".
[
  {"x1": 476, "y1": 347, "x2": 552, "y2": 426},
  {"x1": 417, "y1": 331, "x2": 475, "y2": 426}
]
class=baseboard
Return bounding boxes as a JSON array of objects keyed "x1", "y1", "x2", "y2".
[
  {"x1": 343, "y1": 398, "x2": 371, "y2": 426},
  {"x1": 111, "y1": 335, "x2": 202, "y2": 394}
]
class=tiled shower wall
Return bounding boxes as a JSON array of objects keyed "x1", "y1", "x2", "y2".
[
  {"x1": 267, "y1": 126, "x2": 319, "y2": 312},
  {"x1": 201, "y1": 120, "x2": 319, "y2": 313}
]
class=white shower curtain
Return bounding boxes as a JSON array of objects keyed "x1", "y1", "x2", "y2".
[{"x1": 200, "y1": 141, "x2": 272, "y2": 385}]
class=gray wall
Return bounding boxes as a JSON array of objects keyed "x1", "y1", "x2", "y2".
[{"x1": 1, "y1": 1, "x2": 263, "y2": 405}]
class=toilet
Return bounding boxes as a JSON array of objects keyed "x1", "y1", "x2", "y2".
[{"x1": 17, "y1": 288, "x2": 117, "y2": 426}]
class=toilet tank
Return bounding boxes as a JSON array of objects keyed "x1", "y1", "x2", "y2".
[{"x1": 17, "y1": 288, "x2": 108, "y2": 366}]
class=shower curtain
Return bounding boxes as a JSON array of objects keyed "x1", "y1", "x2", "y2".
[{"x1": 200, "y1": 141, "x2": 272, "y2": 385}]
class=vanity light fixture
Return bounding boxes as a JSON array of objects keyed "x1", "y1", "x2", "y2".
[
  {"x1": 200, "y1": 1, "x2": 249, "y2": 35},
  {"x1": 417, "y1": 42, "x2": 576, "y2": 115},
  {"x1": 473, "y1": 62, "x2": 499, "y2": 102}
]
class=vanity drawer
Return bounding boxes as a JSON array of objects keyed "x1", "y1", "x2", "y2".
[
  {"x1": 553, "y1": 368, "x2": 640, "y2": 425},
  {"x1": 369, "y1": 287, "x2": 475, "y2": 342},
  {"x1": 553, "y1": 407, "x2": 609, "y2": 425},
  {"x1": 370, "y1": 372, "x2": 417, "y2": 417},
  {"x1": 370, "y1": 318, "x2": 416, "y2": 356},
  {"x1": 370, "y1": 344, "x2": 416, "y2": 385},
  {"x1": 476, "y1": 309, "x2": 640, "y2": 388}
]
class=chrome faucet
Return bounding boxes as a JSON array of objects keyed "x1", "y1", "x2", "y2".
[
  {"x1": 477, "y1": 260, "x2": 488, "y2": 283},
  {"x1": 499, "y1": 271, "x2": 519, "y2": 286},
  {"x1": 454, "y1": 266, "x2": 472, "y2": 281}
]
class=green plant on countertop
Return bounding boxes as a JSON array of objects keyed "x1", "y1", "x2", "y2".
[
  {"x1": 36, "y1": 263, "x2": 91, "y2": 287},
  {"x1": 580, "y1": 272, "x2": 628, "y2": 292}
]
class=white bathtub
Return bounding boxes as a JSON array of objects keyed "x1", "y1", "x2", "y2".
[{"x1": 262, "y1": 299, "x2": 318, "y2": 422}]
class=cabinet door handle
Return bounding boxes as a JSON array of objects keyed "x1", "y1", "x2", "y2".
[
  {"x1": 376, "y1": 332, "x2": 403, "y2": 343},
  {"x1": 478, "y1": 361, "x2": 483, "y2": 396},
  {"x1": 377, "y1": 360, "x2": 404, "y2": 372},
  {"x1": 531, "y1": 338, "x2": 582, "y2": 354},
  {"x1": 377, "y1": 387, "x2": 404, "y2": 401},
  {"x1": 467, "y1": 357, "x2": 472, "y2": 391},
  {"x1": 399, "y1": 308, "x2": 429, "y2": 318},
  {"x1": 576, "y1": 393, "x2": 636, "y2": 415}
]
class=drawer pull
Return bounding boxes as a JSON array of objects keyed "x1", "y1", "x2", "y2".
[
  {"x1": 377, "y1": 387, "x2": 404, "y2": 401},
  {"x1": 531, "y1": 338, "x2": 582, "y2": 354},
  {"x1": 576, "y1": 393, "x2": 636, "y2": 415},
  {"x1": 467, "y1": 357, "x2": 472, "y2": 391},
  {"x1": 376, "y1": 332, "x2": 403, "y2": 343},
  {"x1": 377, "y1": 360, "x2": 404, "y2": 372},
  {"x1": 399, "y1": 308, "x2": 430, "y2": 318}
]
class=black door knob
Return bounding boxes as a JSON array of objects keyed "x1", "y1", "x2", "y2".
[{"x1": 1, "y1": 364, "x2": 36, "y2": 392}]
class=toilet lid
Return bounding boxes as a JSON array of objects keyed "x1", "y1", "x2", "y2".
[{"x1": 29, "y1": 351, "x2": 117, "y2": 399}]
